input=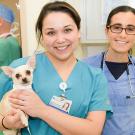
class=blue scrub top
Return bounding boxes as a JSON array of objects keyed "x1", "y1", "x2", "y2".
[
  {"x1": 84, "y1": 53, "x2": 135, "y2": 135},
  {"x1": 0, "y1": 52, "x2": 112, "y2": 135}
]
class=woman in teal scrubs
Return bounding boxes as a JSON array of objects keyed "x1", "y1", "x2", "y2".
[{"x1": 0, "y1": 1, "x2": 112, "y2": 135}]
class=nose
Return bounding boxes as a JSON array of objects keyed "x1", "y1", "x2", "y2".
[
  {"x1": 22, "y1": 78, "x2": 28, "y2": 83},
  {"x1": 56, "y1": 33, "x2": 65, "y2": 43},
  {"x1": 119, "y1": 28, "x2": 127, "y2": 38}
]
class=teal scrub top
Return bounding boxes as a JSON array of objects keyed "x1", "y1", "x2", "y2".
[
  {"x1": 0, "y1": 52, "x2": 112, "y2": 135},
  {"x1": 0, "y1": 36, "x2": 21, "y2": 72}
]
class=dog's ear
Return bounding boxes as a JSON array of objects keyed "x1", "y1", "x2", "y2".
[
  {"x1": 0, "y1": 66, "x2": 14, "y2": 77},
  {"x1": 27, "y1": 55, "x2": 36, "y2": 69}
]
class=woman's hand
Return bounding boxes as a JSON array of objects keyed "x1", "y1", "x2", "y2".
[
  {"x1": 2, "y1": 109, "x2": 26, "y2": 129},
  {"x1": 9, "y1": 90, "x2": 46, "y2": 118}
]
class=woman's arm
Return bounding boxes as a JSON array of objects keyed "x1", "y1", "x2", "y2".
[
  {"x1": 9, "y1": 90, "x2": 106, "y2": 135},
  {"x1": 0, "y1": 114, "x2": 5, "y2": 130},
  {"x1": 40, "y1": 105, "x2": 106, "y2": 135},
  {"x1": 0, "y1": 110, "x2": 25, "y2": 130}
]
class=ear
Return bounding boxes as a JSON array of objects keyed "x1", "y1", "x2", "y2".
[
  {"x1": 0, "y1": 66, "x2": 14, "y2": 77},
  {"x1": 27, "y1": 55, "x2": 36, "y2": 69},
  {"x1": 105, "y1": 28, "x2": 109, "y2": 38}
]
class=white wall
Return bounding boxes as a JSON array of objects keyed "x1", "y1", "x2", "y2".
[
  {"x1": 19, "y1": 0, "x2": 50, "y2": 56},
  {"x1": 81, "y1": 43, "x2": 106, "y2": 58}
]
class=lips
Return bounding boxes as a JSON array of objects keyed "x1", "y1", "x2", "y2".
[
  {"x1": 115, "y1": 40, "x2": 128, "y2": 45},
  {"x1": 55, "y1": 45, "x2": 70, "y2": 51}
]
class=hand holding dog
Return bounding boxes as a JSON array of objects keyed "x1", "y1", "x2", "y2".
[
  {"x1": 9, "y1": 89, "x2": 46, "y2": 118},
  {"x1": 2, "y1": 109, "x2": 26, "y2": 129}
]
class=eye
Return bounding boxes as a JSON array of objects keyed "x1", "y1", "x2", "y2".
[
  {"x1": 64, "y1": 28, "x2": 72, "y2": 33},
  {"x1": 47, "y1": 31, "x2": 55, "y2": 36},
  {"x1": 112, "y1": 25, "x2": 122, "y2": 30},
  {"x1": 26, "y1": 70, "x2": 31, "y2": 75},
  {"x1": 15, "y1": 73, "x2": 21, "y2": 79},
  {"x1": 127, "y1": 27, "x2": 135, "y2": 32}
]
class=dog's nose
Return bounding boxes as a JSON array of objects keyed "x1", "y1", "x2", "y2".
[{"x1": 22, "y1": 78, "x2": 28, "y2": 83}]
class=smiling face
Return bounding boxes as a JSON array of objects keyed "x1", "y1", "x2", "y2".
[
  {"x1": 106, "y1": 12, "x2": 135, "y2": 54},
  {"x1": 41, "y1": 12, "x2": 80, "y2": 61}
]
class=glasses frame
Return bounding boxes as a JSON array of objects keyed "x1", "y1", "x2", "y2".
[{"x1": 107, "y1": 24, "x2": 135, "y2": 35}]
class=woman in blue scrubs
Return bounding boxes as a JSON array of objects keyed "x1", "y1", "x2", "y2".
[
  {"x1": 84, "y1": 6, "x2": 135, "y2": 135},
  {"x1": 0, "y1": 1, "x2": 112, "y2": 135}
]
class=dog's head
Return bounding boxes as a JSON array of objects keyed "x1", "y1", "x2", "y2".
[{"x1": 1, "y1": 56, "x2": 36, "y2": 85}]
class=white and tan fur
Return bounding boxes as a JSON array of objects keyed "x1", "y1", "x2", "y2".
[{"x1": 0, "y1": 56, "x2": 35, "y2": 135}]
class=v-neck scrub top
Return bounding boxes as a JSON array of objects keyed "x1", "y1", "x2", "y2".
[{"x1": 0, "y1": 52, "x2": 112, "y2": 135}]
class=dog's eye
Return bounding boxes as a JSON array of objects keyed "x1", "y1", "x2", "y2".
[
  {"x1": 26, "y1": 70, "x2": 31, "y2": 75},
  {"x1": 15, "y1": 73, "x2": 21, "y2": 79}
]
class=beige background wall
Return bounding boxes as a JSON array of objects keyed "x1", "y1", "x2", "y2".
[{"x1": 19, "y1": 0, "x2": 50, "y2": 57}]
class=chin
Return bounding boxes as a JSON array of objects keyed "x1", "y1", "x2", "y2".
[
  {"x1": 57, "y1": 55, "x2": 72, "y2": 61},
  {"x1": 115, "y1": 50, "x2": 129, "y2": 54},
  {"x1": 57, "y1": 57, "x2": 69, "y2": 61},
  {"x1": 55, "y1": 52, "x2": 71, "y2": 59}
]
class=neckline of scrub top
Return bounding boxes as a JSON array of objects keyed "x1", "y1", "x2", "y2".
[
  {"x1": 103, "y1": 62, "x2": 128, "y2": 82},
  {"x1": 44, "y1": 53, "x2": 80, "y2": 88},
  {"x1": 105, "y1": 61, "x2": 128, "y2": 80}
]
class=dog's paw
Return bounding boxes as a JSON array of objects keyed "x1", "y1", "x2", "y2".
[{"x1": 19, "y1": 111, "x2": 28, "y2": 126}]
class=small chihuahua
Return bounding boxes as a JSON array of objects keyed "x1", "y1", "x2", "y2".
[{"x1": 0, "y1": 56, "x2": 35, "y2": 135}]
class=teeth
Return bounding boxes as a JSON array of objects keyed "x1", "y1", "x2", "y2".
[
  {"x1": 116, "y1": 40, "x2": 127, "y2": 44},
  {"x1": 56, "y1": 46, "x2": 68, "y2": 50}
]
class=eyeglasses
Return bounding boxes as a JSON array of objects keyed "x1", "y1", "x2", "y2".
[{"x1": 107, "y1": 24, "x2": 135, "y2": 35}]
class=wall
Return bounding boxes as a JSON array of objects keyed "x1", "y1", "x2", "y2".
[
  {"x1": 19, "y1": 0, "x2": 50, "y2": 56},
  {"x1": 81, "y1": 43, "x2": 106, "y2": 58}
]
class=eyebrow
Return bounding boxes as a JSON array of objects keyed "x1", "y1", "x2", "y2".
[
  {"x1": 64, "y1": 24, "x2": 73, "y2": 28},
  {"x1": 127, "y1": 24, "x2": 135, "y2": 27},
  {"x1": 111, "y1": 23, "x2": 122, "y2": 26},
  {"x1": 111, "y1": 23, "x2": 135, "y2": 27},
  {"x1": 44, "y1": 28, "x2": 54, "y2": 31},
  {"x1": 44, "y1": 24, "x2": 74, "y2": 31}
]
